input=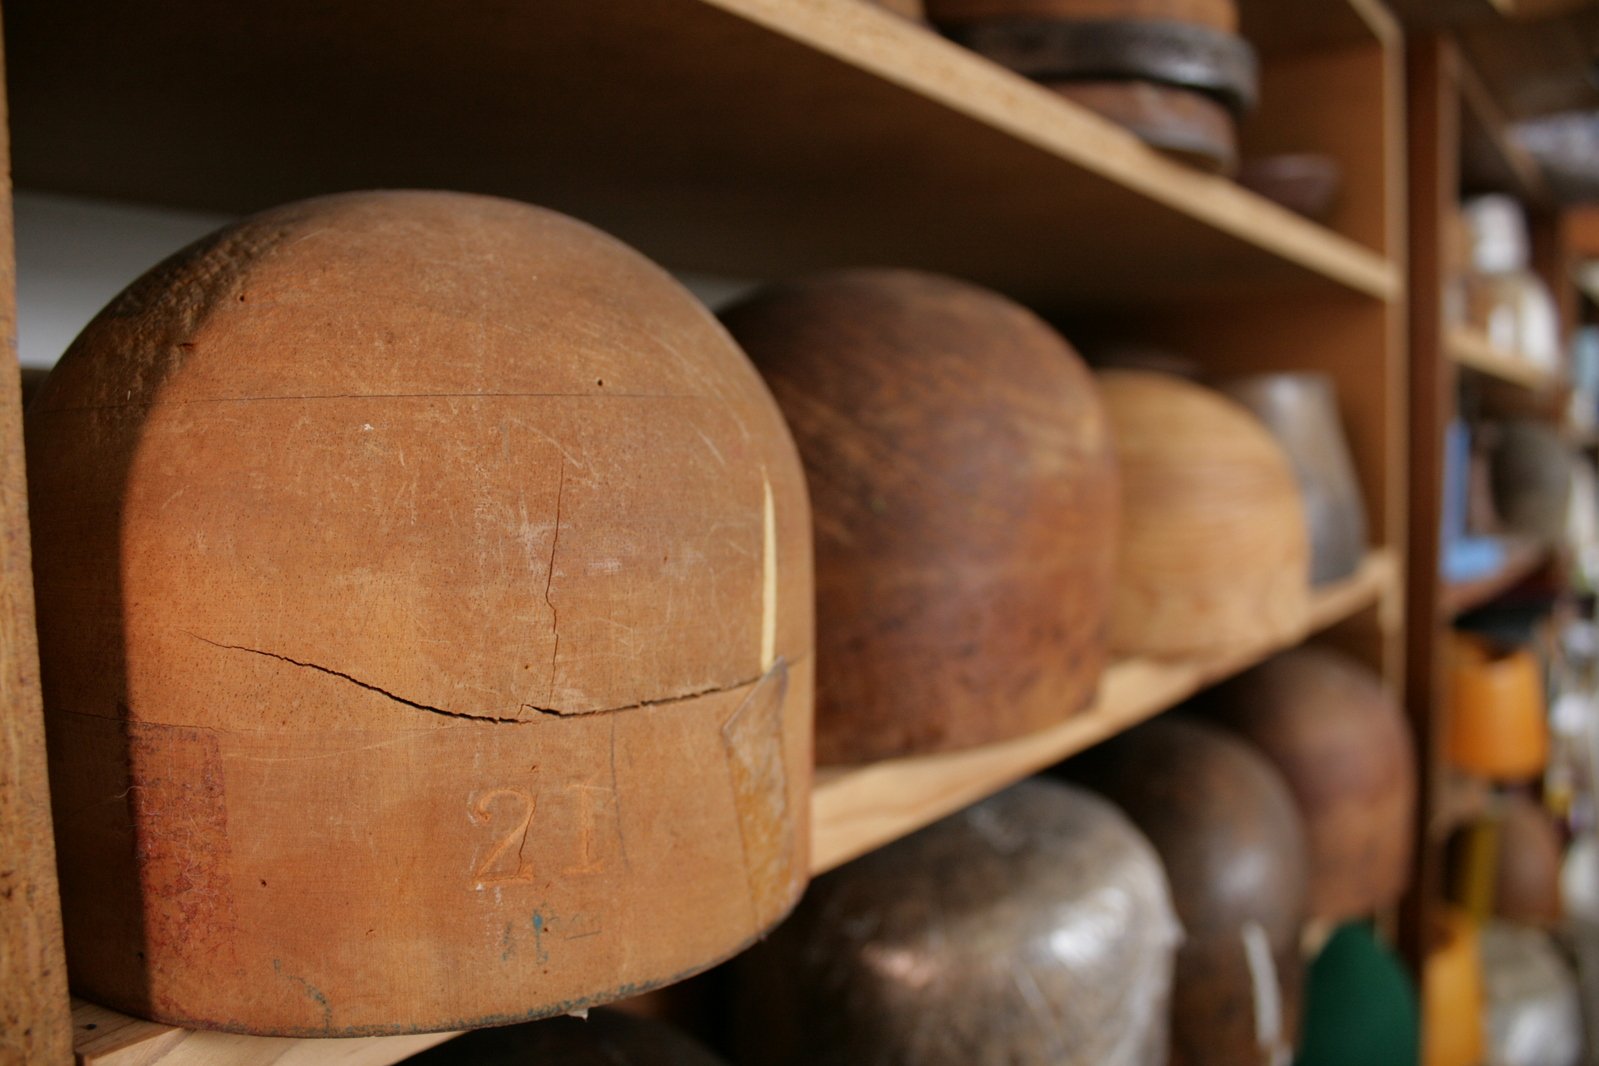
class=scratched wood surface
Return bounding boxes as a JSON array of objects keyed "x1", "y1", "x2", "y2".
[
  {"x1": 0, "y1": 16, "x2": 74, "y2": 1064},
  {"x1": 27, "y1": 191, "x2": 815, "y2": 1036}
]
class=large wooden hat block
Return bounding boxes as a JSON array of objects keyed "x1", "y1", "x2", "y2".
[
  {"x1": 27, "y1": 191, "x2": 814, "y2": 1037},
  {"x1": 725, "y1": 270, "x2": 1115, "y2": 764}
]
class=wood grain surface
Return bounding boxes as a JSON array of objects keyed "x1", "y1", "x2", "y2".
[
  {"x1": 3, "y1": 0, "x2": 1398, "y2": 306},
  {"x1": 726, "y1": 271, "x2": 1115, "y2": 764},
  {"x1": 0, "y1": 23, "x2": 73, "y2": 1065},
  {"x1": 27, "y1": 191, "x2": 814, "y2": 1036},
  {"x1": 1098, "y1": 370, "x2": 1309, "y2": 658},
  {"x1": 925, "y1": 0, "x2": 1238, "y2": 31}
]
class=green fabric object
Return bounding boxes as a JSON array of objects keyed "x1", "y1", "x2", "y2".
[{"x1": 1296, "y1": 923, "x2": 1420, "y2": 1066}]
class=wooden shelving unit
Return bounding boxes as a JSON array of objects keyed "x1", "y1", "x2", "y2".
[
  {"x1": 0, "y1": 1, "x2": 1411, "y2": 1063},
  {"x1": 1405, "y1": 12, "x2": 1589, "y2": 1005}
]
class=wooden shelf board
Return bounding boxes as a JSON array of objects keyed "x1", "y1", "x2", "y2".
[
  {"x1": 1441, "y1": 536, "x2": 1551, "y2": 616},
  {"x1": 1448, "y1": 326, "x2": 1562, "y2": 390},
  {"x1": 70, "y1": 999, "x2": 459, "y2": 1066},
  {"x1": 811, "y1": 548, "x2": 1398, "y2": 874},
  {"x1": 4, "y1": 0, "x2": 1397, "y2": 309}
]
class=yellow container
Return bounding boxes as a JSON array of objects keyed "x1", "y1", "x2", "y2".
[{"x1": 1424, "y1": 908, "x2": 1486, "y2": 1066}]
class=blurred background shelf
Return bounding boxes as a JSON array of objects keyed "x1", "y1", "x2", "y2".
[
  {"x1": 1449, "y1": 325, "x2": 1562, "y2": 389},
  {"x1": 1441, "y1": 537, "x2": 1552, "y2": 617}
]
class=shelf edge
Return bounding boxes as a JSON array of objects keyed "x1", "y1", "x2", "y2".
[
  {"x1": 810, "y1": 547, "x2": 1398, "y2": 874},
  {"x1": 700, "y1": 0, "x2": 1401, "y2": 302}
]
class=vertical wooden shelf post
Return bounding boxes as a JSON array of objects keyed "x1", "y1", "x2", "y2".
[
  {"x1": 1402, "y1": 31, "x2": 1458, "y2": 971},
  {"x1": 0, "y1": 22, "x2": 74, "y2": 1065}
]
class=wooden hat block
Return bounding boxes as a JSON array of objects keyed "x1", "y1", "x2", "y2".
[
  {"x1": 724, "y1": 270, "x2": 1116, "y2": 764},
  {"x1": 1198, "y1": 646, "x2": 1416, "y2": 922},
  {"x1": 1097, "y1": 370, "x2": 1309, "y2": 658},
  {"x1": 1063, "y1": 717, "x2": 1311, "y2": 1066},
  {"x1": 731, "y1": 779, "x2": 1180, "y2": 1065},
  {"x1": 27, "y1": 191, "x2": 815, "y2": 1036}
]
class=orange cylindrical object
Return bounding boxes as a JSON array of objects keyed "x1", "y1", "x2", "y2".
[{"x1": 1445, "y1": 634, "x2": 1549, "y2": 782}]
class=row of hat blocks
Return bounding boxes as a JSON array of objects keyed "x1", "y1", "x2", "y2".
[
  {"x1": 14, "y1": 182, "x2": 1409, "y2": 1066},
  {"x1": 0, "y1": 4, "x2": 1407, "y2": 1061}
]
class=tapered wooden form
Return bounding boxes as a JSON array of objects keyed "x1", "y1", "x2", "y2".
[
  {"x1": 27, "y1": 191, "x2": 815, "y2": 1036},
  {"x1": 1097, "y1": 370, "x2": 1309, "y2": 658},
  {"x1": 724, "y1": 270, "x2": 1116, "y2": 764}
]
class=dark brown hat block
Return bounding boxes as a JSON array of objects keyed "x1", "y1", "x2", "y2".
[
  {"x1": 28, "y1": 191, "x2": 815, "y2": 1036},
  {"x1": 1494, "y1": 793, "x2": 1564, "y2": 927},
  {"x1": 731, "y1": 779, "x2": 1180, "y2": 1065},
  {"x1": 1197, "y1": 646, "x2": 1415, "y2": 921},
  {"x1": 724, "y1": 270, "x2": 1116, "y2": 764},
  {"x1": 1063, "y1": 716, "x2": 1310, "y2": 1066}
]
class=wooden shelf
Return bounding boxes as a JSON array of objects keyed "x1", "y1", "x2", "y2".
[
  {"x1": 1441, "y1": 536, "x2": 1551, "y2": 616},
  {"x1": 3, "y1": 0, "x2": 1398, "y2": 309},
  {"x1": 71, "y1": 999, "x2": 458, "y2": 1066},
  {"x1": 811, "y1": 548, "x2": 1399, "y2": 873},
  {"x1": 1449, "y1": 326, "x2": 1562, "y2": 390}
]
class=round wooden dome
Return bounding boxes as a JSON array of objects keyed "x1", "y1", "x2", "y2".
[
  {"x1": 1198, "y1": 647, "x2": 1415, "y2": 921},
  {"x1": 1097, "y1": 370, "x2": 1309, "y2": 657},
  {"x1": 723, "y1": 271, "x2": 1116, "y2": 763},
  {"x1": 1063, "y1": 716, "x2": 1310, "y2": 1066},
  {"x1": 27, "y1": 191, "x2": 815, "y2": 1036},
  {"x1": 731, "y1": 779, "x2": 1179, "y2": 1065},
  {"x1": 1494, "y1": 794, "x2": 1563, "y2": 927}
]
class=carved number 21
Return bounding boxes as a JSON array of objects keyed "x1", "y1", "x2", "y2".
[{"x1": 470, "y1": 788, "x2": 535, "y2": 885}]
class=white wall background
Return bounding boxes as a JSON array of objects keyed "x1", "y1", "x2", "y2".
[
  {"x1": 14, "y1": 192, "x2": 233, "y2": 368},
  {"x1": 13, "y1": 191, "x2": 757, "y2": 370}
]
